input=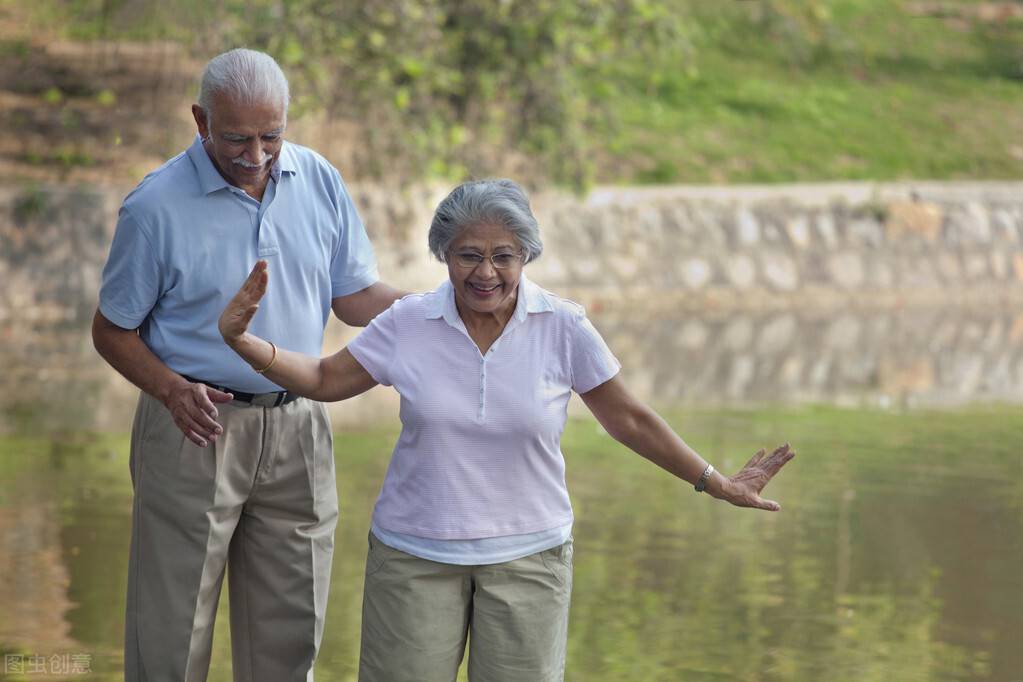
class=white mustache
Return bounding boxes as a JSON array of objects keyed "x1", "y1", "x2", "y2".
[{"x1": 232, "y1": 156, "x2": 269, "y2": 169}]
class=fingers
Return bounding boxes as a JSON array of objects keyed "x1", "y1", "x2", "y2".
[
  {"x1": 245, "y1": 259, "x2": 268, "y2": 283},
  {"x1": 207, "y1": 387, "x2": 235, "y2": 403},
  {"x1": 763, "y1": 443, "x2": 795, "y2": 475},
  {"x1": 196, "y1": 384, "x2": 223, "y2": 419},
  {"x1": 221, "y1": 266, "x2": 266, "y2": 340},
  {"x1": 170, "y1": 386, "x2": 224, "y2": 446},
  {"x1": 242, "y1": 260, "x2": 269, "y2": 299},
  {"x1": 241, "y1": 304, "x2": 259, "y2": 326},
  {"x1": 177, "y1": 411, "x2": 218, "y2": 446},
  {"x1": 755, "y1": 497, "x2": 781, "y2": 512},
  {"x1": 184, "y1": 429, "x2": 208, "y2": 447},
  {"x1": 744, "y1": 448, "x2": 766, "y2": 470}
]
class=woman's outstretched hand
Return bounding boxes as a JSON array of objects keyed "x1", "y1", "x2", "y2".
[
  {"x1": 720, "y1": 443, "x2": 795, "y2": 511},
  {"x1": 219, "y1": 260, "x2": 269, "y2": 347}
]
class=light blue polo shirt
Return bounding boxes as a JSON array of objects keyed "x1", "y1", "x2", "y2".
[{"x1": 99, "y1": 135, "x2": 379, "y2": 392}]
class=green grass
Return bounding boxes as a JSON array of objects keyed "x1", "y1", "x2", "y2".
[
  {"x1": 9, "y1": 0, "x2": 1023, "y2": 185},
  {"x1": 589, "y1": 1, "x2": 1023, "y2": 183}
]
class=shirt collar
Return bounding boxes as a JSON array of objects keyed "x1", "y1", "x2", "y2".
[
  {"x1": 424, "y1": 274, "x2": 553, "y2": 327},
  {"x1": 186, "y1": 134, "x2": 298, "y2": 196}
]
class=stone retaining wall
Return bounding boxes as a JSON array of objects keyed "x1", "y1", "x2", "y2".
[
  {"x1": 3, "y1": 181, "x2": 1023, "y2": 324},
  {"x1": 3, "y1": 181, "x2": 1023, "y2": 428}
]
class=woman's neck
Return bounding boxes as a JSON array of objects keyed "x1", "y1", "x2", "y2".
[{"x1": 454, "y1": 294, "x2": 517, "y2": 354}]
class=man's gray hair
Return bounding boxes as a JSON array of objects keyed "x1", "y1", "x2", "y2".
[
  {"x1": 429, "y1": 179, "x2": 544, "y2": 263},
  {"x1": 198, "y1": 48, "x2": 290, "y2": 118}
]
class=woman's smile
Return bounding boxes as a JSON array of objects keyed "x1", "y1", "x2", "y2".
[{"x1": 466, "y1": 281, "x2": 502, "y2": 297}]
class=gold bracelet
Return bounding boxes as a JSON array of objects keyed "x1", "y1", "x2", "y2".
[{"x1": 254, "y1": 340, "x2": 278, "y2": 374}]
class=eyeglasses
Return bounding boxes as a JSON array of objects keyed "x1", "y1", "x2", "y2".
[{"x1": 449, "y1": 250, "x2": 524, "y2": 270}]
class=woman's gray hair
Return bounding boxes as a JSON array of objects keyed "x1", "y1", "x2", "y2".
[
  {"x1": 428, "y1": 179, "x2": 544, "y2": 263},
  {"x1": 198, "y1": 48, "x2": 290, "y2": 119}
]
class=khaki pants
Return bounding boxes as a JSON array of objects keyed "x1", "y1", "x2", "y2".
[
  {"x1": 359, "y1": 532, "x2": 574, "y2": 682},
  {"x1": 124, "y1": 392, "x2": 337, "y2": 682}
]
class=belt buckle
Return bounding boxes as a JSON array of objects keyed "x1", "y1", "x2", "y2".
[{"x1": 249, "y1": 392, "x2": 282, "y2": 408}]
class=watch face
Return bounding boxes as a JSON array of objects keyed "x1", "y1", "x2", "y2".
[{"x1": 696, "y1": 464, "x2": 713, "y2": 492}]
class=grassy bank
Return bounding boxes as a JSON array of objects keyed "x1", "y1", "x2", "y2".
[
  {"x1": 593, "y1": 1, "x2": 1023, "y2": 183},
  {"x1": 4, "y1": 1, "x2": 1022, "y2": 185}
]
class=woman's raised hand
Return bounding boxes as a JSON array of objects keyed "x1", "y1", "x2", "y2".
[
  {"x1": 721, "y1": 443, "x2": 795, "y2": 511},
  {"x1": 219, "y1": 260, "x2": 269, "y2": 346}
]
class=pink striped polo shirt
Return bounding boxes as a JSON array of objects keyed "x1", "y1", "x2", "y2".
[{"x1": 347, "y1": 275, "x2": 621, "y2": 540}]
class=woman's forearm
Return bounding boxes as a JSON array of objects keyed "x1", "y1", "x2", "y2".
[
  {"x1": 229, "y1": 334, "x2": 378, "y2": 402},
  {"x1": 219, "y1": 261, "x2": 378, "y2": 402},
  {"x1": 612, "y1": 405, "x2": 731, "y2": 499},
  {"x1": 581, "y1": 377, "x2": 731, "y2": 500},
  {"x1": 229, "y1": 333, "x2": 329, "y2": 398}
]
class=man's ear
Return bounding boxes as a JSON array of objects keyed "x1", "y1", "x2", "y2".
[{"x1": 192, "y1": 104, "x2": 210, "y2": 140}]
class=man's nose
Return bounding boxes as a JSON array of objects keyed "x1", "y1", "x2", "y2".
[{"x1": 245, "y1": 138, "x2": 265, "y2": 161}]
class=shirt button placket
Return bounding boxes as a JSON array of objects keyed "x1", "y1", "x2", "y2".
[{"x1": 478, "y1": 356, "x2": 486, "y2": 419}]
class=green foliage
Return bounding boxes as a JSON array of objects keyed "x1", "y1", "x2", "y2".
[
  {"x1": 12, "y1": 186, "x2": 49, "y2": 225},
  {"x1": 42, "y1": 87, "x2": 62, "y2": 105},
  {"x1": 15, "y1": 0, "x2": 1023, "y2": 184},
  {"x1": 95, "y1": 89, "x2": 117, "y2": 106},
  {"x1": 237, "y1": 0, "x2": 689, "y2": 187},
  {"x1": 24, "y1": 0, "x2": 689, "y2": 188}
]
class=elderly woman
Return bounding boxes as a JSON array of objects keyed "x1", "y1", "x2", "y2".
[{"x1": 218, "y1": 179, "x2": 793, "y2": 682}]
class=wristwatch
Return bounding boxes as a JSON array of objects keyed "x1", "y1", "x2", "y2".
[{"x1": 694, "y1": 464, "x2": 714, "y2": 493}]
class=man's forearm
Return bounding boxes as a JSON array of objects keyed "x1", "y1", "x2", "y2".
[
  {"x1": 331, "y1": 281, "x2": 408, "y2": 327},
  {"x1": 91, "y1": 310, "x2": 186, "y2": 403}
]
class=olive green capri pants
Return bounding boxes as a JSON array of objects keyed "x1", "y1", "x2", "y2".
[{"x1": 359, "y1": 532, "x2": 574, "y2": 682}]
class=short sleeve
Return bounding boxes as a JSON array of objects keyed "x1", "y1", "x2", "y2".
[
  {"x1": 330, "y1": 172, "x2": 380, "y2": 298},
  {"x1": 570, "y1": 311, "x2": 621, "y2": 394},
  {"x1": 97, "y1": 206, "x2": 161, "y2": 329},
  {"x1": 347, "y1": 303, "x2": 398, "y2": 386}
]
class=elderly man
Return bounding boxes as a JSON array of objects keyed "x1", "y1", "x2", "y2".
[{"x1": 93, "y1": 48, "x2": 402, "y2": 681}]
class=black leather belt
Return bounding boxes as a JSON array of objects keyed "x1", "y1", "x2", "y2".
[{"x1": 181, "y1": 375, "x2": 299, "y2": 407}]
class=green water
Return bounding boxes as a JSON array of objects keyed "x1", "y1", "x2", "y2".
[{"x1": 1, "y1": 406, "x2": 1021, "y2": 681}]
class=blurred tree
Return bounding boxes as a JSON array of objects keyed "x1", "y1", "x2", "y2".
[
  {"x1": 26, "y1": 0, "x2": 689, "y2": 187},
  {"x1": 236, "y1": 0, "x2": 689, "y2": 187}
]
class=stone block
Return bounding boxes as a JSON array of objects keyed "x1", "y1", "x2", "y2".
[
  {"x1": 990, "y1": 250, "x2": 1009, "y2": 279},
  {"x1": 945, "y1": 203, "x2": 993, "y2": 244},
  {"x1": 760, "y1": 314, "x2": 796, "y2": 354},
  {"x1": 824, "y1": 315, "x2": 863, "y2": 351},
  {"x1": 722, "y1": 316, "x2": 754, "y2": 350},
  {"x1": 1014, "y1": 253, "x2": 1023, "y2": 281},
  {"x1": 762, "y1": 253, "x2": 799, "y2": 291},
  {"x1": 785, "y1": 215, "x2": 812, "y2": 249},
  {"x1": 736, "y1": 207, "x2": 760, "y2": 246},
  {"x1": 847, "y1": 218, "x2": 884, "y2": 247},
  {"x1": 936, "y1": 253, "x2": 962, "y2": 281},
  {"x1": 963, "y1": 252, "x2": 989, "y2": 279},
  {"x1": 815, "y1": 212, "x2": 839, "y2": 248},
  {"x1": 869, "y1": 260, "x2": 894, "y2": 289},
  {"x1": 828, "y1": 251, "x2": 864, "y2": 289},
  {"x1": 885, "y1": 200, "x2": 943, "y2": 242},
  {"x1": 678, "y1": 320, "x2": 709, "y2": 350},
  {"x1": 724, "y1": 254, "x2": 757, "y2": 289},
  {"x1": 992, "y1": 209, "x2": 1019, "y2": 243},
  {"x1": 727, "y1": 354, "x2": 755, "y2": 398},
  {"x1": 681, "y1": 258, "x2": 713, "y2": 289}
]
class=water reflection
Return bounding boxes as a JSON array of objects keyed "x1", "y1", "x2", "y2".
[
  {"x1": 2, "y1": 408, "x2": 1022, "y2": 681},
  {"x1": 3, "y1": 307, "x2": 1023, "y2": 435},
  {"x1": 598, "y1": 307, "x2": 1023, "y2": 408}
]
